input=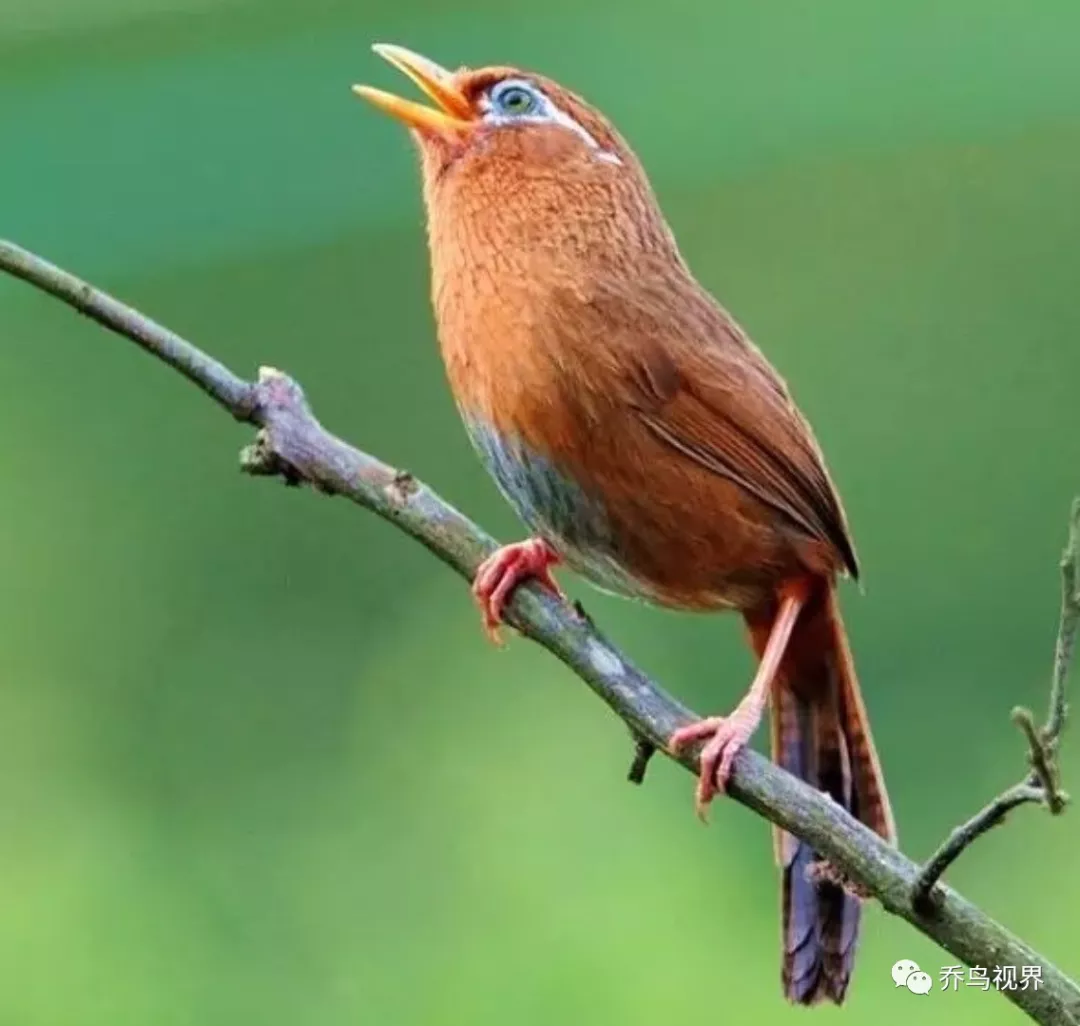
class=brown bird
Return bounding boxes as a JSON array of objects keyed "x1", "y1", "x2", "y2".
[{"x1": 355, "y1": 44, "x2": 896, "y2": 1004}]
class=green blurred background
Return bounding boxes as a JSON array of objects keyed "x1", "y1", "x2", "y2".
[{"x1": 2, "y1": 1, "x2": 1079, "y2": 1022}]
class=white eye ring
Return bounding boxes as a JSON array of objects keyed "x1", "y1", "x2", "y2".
[{"x1": 481, "y1": 78, "x2": 623, "y2": 166}]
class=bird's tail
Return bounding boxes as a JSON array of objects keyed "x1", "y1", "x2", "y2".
[{"x1": 744, "y1": 583, "x2": 895, "y2": 1005}]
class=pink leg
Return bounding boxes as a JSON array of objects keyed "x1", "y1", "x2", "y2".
[
  {"x1": 670, "y1": 580, "x2": 810, "y2": 820},
  {"x1": 472, "y1": 538, "x2": 566, "y2": 644}
]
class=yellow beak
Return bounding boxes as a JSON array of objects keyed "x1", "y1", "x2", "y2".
[{"x1": 353, "y1": 44, "x2": 474, "y2": 136}]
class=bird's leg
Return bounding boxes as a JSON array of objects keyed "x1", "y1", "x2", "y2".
[
  {"x1": 670, "y1": 579, "x2": 810, "y2": 819},
  {"x1": 472, "y1": 538, "x2": 566, "y2": 645}
]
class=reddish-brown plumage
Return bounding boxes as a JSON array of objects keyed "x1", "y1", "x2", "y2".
[{"x1": 356, "y1": 45, "x2": 896, "y2": 1005}]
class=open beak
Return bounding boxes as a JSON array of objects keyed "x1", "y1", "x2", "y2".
[{"x1": 353, "y1": 44, "x2": 474, "y2": 137}]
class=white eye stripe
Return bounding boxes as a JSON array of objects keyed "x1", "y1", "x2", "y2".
[{"x1": 481, "y1": 78, "x2": 623, "y2": 166}]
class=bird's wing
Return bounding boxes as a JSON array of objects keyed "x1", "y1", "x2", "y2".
[{"x1": 578, "y1": 272, "x2": 859, "y2": 578}]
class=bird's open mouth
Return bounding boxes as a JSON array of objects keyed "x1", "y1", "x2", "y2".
[{"x1": 353, "y1": 44, "x2": 474, "y2": 136}]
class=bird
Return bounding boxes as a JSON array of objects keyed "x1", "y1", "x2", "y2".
[{"x1": 355, "y1": 44, "x2": 896, "y2": 1004}]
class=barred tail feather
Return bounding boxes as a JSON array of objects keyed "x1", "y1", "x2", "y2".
[{"x1": 747, "y1": 584, "x2": 895, "y2": 1005}]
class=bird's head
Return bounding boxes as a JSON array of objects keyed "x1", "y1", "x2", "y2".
[{"x1": 354, "y1": 45, "x2": 678, "y2": 274}]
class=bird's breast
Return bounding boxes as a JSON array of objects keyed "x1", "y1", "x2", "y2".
[{"x1": 433, "y1": 264, "x2": 660, "y2": 599}]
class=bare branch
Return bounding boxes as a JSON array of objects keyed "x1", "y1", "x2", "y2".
[
  {"x1": 1048, "y1": 500, "x2": 1080, "y2": 738},
  {"x1": 2, "y1": 239, "x2": 1079, "y2": 1026},
  {"x1": 0, "y1": 241, "x2": 257, "y2": 419},
  {"x1": 914, "y1": 504, "x2": 1078, "y2": 908},
  {"x1": 913, "y1": 783, "x2": 1045, "y2": 906}
]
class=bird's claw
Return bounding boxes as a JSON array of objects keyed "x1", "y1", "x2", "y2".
[
  {"x1": 471, "y1": 538, "x2": 565, "y2": 644},
  {"x1": 669, "y1": 706, "x2": 761, "y2": 820}
]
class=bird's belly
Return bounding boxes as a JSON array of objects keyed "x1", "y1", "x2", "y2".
[
  {"x1": 461, "y1": 413, "x2": 805, "y2": 612},
  {"x1": 462, "y1": 415, "x2": 659, "y2": 601}
]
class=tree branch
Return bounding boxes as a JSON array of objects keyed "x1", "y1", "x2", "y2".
[
  {"x1": 3, "y1": 239, "x2": 1078, "y2": 1026},
  {"x1": 913, "y1": 503, "x2": 1078, "y2": 908}
]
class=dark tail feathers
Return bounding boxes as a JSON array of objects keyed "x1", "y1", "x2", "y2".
[{"x1": 746, "y1": 584, "x2": 895, "y2": 1005}]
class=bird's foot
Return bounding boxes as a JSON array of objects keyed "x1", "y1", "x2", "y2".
[
  {"x1": 669, "y1": 698, "x2": 765, "y2": 820},
  {"x1": 472, "y1": 538, "x2": 565, "y2": 645}
]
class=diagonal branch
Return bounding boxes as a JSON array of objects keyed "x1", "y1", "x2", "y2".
[
  {"x1": 913, "y1": 503, "x2": 1078, "y2": 908},
  {"x1": 2, "y1": 239, "x2": 1079, "y2": 1026}
]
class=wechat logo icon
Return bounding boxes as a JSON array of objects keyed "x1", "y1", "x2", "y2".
[{"x1": 893, "y1": 959, "x2": 932, "y2": 995}]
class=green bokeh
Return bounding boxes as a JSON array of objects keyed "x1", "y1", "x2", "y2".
[{"x1": 2, "y1": 1, "x2": 1079, "y2": 1023}]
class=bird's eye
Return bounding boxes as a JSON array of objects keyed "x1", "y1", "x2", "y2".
[{"x1": 491, "y1": 82, "x2": 539, "y2": 117}]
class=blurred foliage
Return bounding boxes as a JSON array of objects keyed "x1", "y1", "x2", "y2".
[{"x1": 2, "y1": 1, "x2": 1079, "y2": 1023}]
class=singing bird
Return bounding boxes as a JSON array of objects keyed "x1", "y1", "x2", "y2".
[{"x1": 355, "y1": 45, "x2": 896, "y2": 1004}]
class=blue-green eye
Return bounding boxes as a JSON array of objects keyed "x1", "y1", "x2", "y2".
[{"x1": 491, "y1": 81, "x2": 539, "y2": 117}]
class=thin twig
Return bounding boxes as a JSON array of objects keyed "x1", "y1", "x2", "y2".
[
  {"x1": 913, "y1": 503, "x2": 1079, "y2": 908},
  {"x1": 913, "y1": 783, "x2": 1045, "y2": 911},
  {"x1": 627, "y1": 734, "x2": 658, "y2": 785},
  {"x1": 0, "y1": 241, "x2": 257, "y2": 419},
  {"x1": 1013, "y1": 707, "x2": 1067, "y2": 815},
  {"x1": 2, "y1": 239, "x2": 1079, "y2": 1026},
  {"x1": 1048, "y1": 500, "x2": 1080, "y2": 738}
]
